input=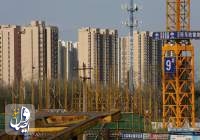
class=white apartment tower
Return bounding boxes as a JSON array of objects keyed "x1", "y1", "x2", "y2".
[
  {"x1": 78, "y1": 27, "x2": 118, "y2": 85},
  {"x1": 21, "y1": 21, "x2": 46, "y2": 81},
  {"x1": 133, "y1": 31, "x2": 152, "y2": 88},
  {"x1": 21, "y1": 21, "x2": 58, "y2": 81},
  {"x1": 119, "y1": 31, "x2": 162, "y2": 89},
  {"x1": 118, "y1": 36, "x2": 130, "y2": 86},
  {"x1": 0, "y1": 25, "x2": 21, "y2": 85}
]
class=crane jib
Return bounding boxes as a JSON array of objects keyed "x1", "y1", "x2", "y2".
[{"x1": 152, "y1": 31, "x2": 200, "y2": 40}]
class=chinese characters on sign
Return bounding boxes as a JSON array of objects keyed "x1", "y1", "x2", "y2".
[{"x1": 152, "y1": 31, "x2": 200, "y2": 40}]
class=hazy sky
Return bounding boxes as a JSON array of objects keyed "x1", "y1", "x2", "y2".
[
  {"x1": 0, "y1": 0, "x2": 199, "y2": 79},
  {"x1": 0, "y1": 0, "x2": 199, "y2": 41}
]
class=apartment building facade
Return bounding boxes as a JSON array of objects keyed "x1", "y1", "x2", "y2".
[
  {"x1": 119, "y1": 31, "x2": 162, "y2": 89},
  {"x1": 0, "y1": 25, "x2": 21, "y2": 85},
  {"x1": 58, "y1": 40, "x2": 78, "y2": 81},
  {"x1": 21, "y1": 21, "x2": 58, "y2": 81},
  {"x1": 78, "y1": 27, "x2": 118, "y2": 85},
  {"x1": 46, "y1": 26, "x2": 58, "y2": 80},
  {"x1": 118, "y1": 36, "x2": 130, "y2": 87}
]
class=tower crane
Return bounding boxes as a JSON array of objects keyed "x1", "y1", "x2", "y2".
[{"x1": 153, "y1": 0, "x2": 200, "y2": 128}]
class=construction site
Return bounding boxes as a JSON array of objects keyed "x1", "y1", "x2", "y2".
[{"x1": 0, "y1": 0, "x2": 200, "y2": 140}]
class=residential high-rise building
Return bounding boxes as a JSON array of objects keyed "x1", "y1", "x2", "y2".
[
  {"x1": 58, "y1": 40, "x2": 78, "y2": 81},
  {"x1": 151, "y1": 38, "x2": 163, "y2": 90},
  {"x1": 46, "y1": 26, "x2": 58, "y2": 80},
  {"x1": 0, "y1": 25, "x2": 21, "y2": 85},
  {"x1": 119, "y1": 31, "x2": 162, "y2": 90},
  {"x1": 21, "y1": 21, "x2": 58, "y2": 81},
  {"x1": 78, "y1": 27, "x2": 118, "y2": 85},
  {"x1": 69, "y1": 42, "x2": 78, "y2": 81},
  {"x1": 133, "y1": 31, "x2": 152, "y2": 88},
  {"x1": 118, "y1": 36, "x2": 130, "y2": 86},
  {"x1": 21, "y1": 21, "x2": 46, "y2": 81},
  {"x1": 58, "y1": 40, "x2": 65, "y2": 79}
]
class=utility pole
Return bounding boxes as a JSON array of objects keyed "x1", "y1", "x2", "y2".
[
  {"x1": 74, "y1": 63, "x2": 92, "y2": 112},
  {"x1": 122, "y1": 0, "x2": 139, "y2": 92}
]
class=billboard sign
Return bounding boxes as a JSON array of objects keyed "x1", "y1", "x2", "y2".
[{"x1": 152, "y1": 31, "x2": 200, "y2": 40}]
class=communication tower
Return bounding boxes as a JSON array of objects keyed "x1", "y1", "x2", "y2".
[{"x1": 122, "y1": 0, "x2": 139, "y2": 92}]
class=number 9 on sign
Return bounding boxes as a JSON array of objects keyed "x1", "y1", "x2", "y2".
[{"x1": 164, "y1": 58, "x2": 176, "y2": 73}]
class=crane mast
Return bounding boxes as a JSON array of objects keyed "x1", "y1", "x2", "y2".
[{"x1": 166, "y1": 0, "x2": 190, "y2": 31}]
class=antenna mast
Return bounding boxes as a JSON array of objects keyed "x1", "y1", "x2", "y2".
[{"x1": 122, "y1": 0, "x2": 139, "y2": 92}]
